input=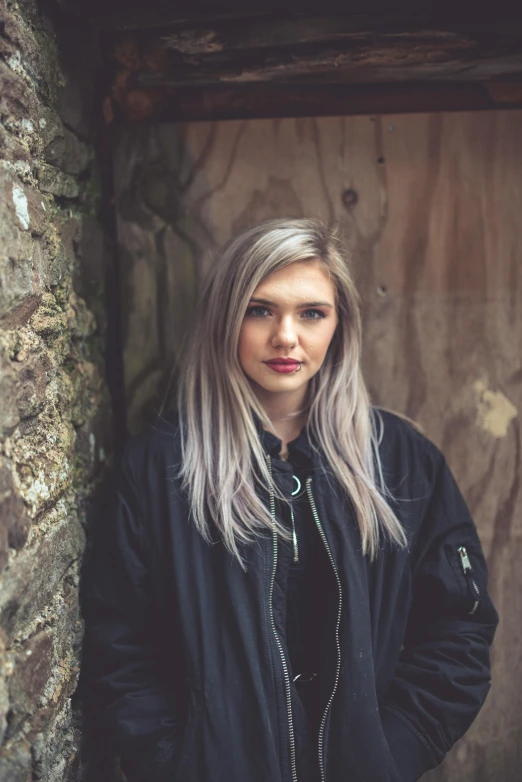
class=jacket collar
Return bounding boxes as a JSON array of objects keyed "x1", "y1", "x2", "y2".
[{"x1": 250, "y1": 407, "x2": 315, "y2": 468}]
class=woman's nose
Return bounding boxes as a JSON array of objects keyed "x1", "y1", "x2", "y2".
[{"x1": 272, "y1": 317, "x2": 298, "y2": 347}]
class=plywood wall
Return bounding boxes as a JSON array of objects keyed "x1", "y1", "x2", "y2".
[{"x1": 114, "y1": 110, "x2": 522, "y2": 781}]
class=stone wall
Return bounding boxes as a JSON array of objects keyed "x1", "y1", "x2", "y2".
[{"x1": 0, "y1": 1, "x2": 111, "y2": 779}]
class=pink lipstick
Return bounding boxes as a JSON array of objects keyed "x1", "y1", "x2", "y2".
[{"x1": 265, "y1": 360, "x2": 301, "y2": 374}]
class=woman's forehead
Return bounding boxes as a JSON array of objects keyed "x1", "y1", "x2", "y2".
[{"x1": 252, "y1": 261, "x2": 335, "y2": 297}]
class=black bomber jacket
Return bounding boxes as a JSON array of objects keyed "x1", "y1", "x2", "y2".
[{"x1": 80, "y1": 407, "x2": 499, "y2": 782}]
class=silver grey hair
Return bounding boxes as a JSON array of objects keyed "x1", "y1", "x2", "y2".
[{"x1": 174, "y1": 217, "x2": 408, "y2": 568}]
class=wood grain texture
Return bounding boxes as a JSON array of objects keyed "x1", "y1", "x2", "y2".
[{"x1": 114, "y1": 109, "x2": 522, "y2": 780}]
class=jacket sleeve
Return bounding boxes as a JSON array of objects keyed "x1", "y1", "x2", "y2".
[
  {"x1": 80, "y1": 439, "x2": 183, "y2": 782},
  {"x1": 380, "y1": 447, "x2": 499, "y2": 782}
]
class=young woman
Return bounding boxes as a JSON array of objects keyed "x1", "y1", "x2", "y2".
[{"x1": 82, "y1": 218, "x2": 499, "y2": 782}]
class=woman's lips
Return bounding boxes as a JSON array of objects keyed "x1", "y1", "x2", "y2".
[{"x1": 265, "y1": 362, "x2": 300, "y2": 374}]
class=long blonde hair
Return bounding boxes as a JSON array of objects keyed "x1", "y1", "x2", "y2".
[{"x1": 174, "y1": 218, "x2": 407, "y2": 568}]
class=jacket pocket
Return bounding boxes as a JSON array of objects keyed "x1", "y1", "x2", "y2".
[
  {"x1": 381, "y1": 706, "x2": 438, "y2": 782},
  {"x1": 413, "y1": 538, "x2": 486, "y2": 623}
]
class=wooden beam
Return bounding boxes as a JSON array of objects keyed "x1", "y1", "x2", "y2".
[
  {"x1": 105, "y1": 81, "x2": 522, "y2": 124},
  {"x1": 94, "y1": 10, "x2": 522, "y2": 104},
  {"x1": 62, "y1": 2, "x2": 522, "y2": 120}
]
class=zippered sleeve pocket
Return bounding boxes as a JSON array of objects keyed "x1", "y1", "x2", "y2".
[
  {"x1": 405, "y1": 450, "x2": 498, "y2": 633},
  {"x1": 456, "y1": 545, "x2": 482, "y2": 616},
  {"x1": 407, "y1": 536, "x2": 488, "y2": 626}
]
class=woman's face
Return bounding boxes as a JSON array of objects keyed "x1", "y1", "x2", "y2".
[{"x1": 238, "y1": 260, "x2": 339, "y2": 400}]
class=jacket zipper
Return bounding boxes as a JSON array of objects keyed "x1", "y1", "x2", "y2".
[
  {"x1": 266, "y1": 455, "x2": 298, "y2": 782},
  {"x1": 457, "y1": 546, "x2": 481, "y2": 615},
  {"x1": 290, "y1": 506, "x2": 299, "y2": 562},
  {"x1": 306, "y1": 477, "x2": 343, "y2": 782},
  {"x1": 290, "y1": 473, "x2": 302, "y2": 563}
]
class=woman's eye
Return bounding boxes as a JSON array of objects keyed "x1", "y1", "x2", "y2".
[
  {"x1": 246, "y1": 306, "x2": 270, "y2": 318},
  {"x1": 245, "y1": 307, "x2": 326, "y2": 321},
  {"x1": 303, "y1": 309, "x2": 326, "y2": 320}
]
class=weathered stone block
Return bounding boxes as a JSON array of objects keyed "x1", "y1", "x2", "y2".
[
  {"x1": 0, "y1": 173, "x2": 41, "y2": 321},
  {"x1": 6, "y1": 629, "x2": 54, "y2": 738},
  {"x1": 28, "y1": 292, "x2": 68, "y2": 340},
  {"x1": 1, "y1": 171, "x2": 47, "y2": 241},
  {"x1": 36, "y1": 163, "x2": 79, "y2": 200},
  {"x1": 0, "y1": 123, "x2": 31, "y2": 165},
  {"x1": 69, "y1": 359, "x2": 103, "y2": 426},
  {"x1": 39, "y1": 107, "x2": 91, "y2": 176},
  {"x1": 14, "y1": 350, "x2": 51, "y2": 420},
  {"x1": 0, "y1": 171, "x2": 55, "y2": 323},
  {"x1": 8, "y1": 410, "x2": 76, "y2": 518},
  {"x1": 0, "y1": 344, "x2": 20, "y2": 438},
  {"x1": 0, "y1": 513, "x2": 85, "y2": 640},
  {"x1": 0, "y1": 456, "x2": 30, "y2": 575},
  {"x1": 0, "y1": 246, "x2": 36, "y2": 322},
  {"x1": 0, "y1": 172, "x2": 32, "y2": 237},
  {"x1": 0, "y1": 59, "x2": 37, "y2": 135},
  {"x1": 67, "y1": 291, "x2": 97, "y2": 341},
  {"x1": 0, "y1": 736, "x2": 32, "y2": 782},
  {"x1": 46, "y1": 213, "x2": 78, "y2": 289},
  {"x1": 21, "y1": 186, "x2": 48, "y2": 238},
  {"x1": 5, "y1": 577, "x2": 81, "y2": 740},
  {"x1": 31, "y1": 701, "x2": 78, "y2": 782}
]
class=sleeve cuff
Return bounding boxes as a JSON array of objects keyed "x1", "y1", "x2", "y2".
[{"x1": 381, "y1": 707, "x2": 439, "y2": 782}]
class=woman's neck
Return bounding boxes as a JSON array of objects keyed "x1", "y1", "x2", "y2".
[
  {"x1": 270, "y1": 412, "x2": 308, "y2": 461},
  {"x1": 251, "y1": 384, "x2": 310, "y2": 457}
]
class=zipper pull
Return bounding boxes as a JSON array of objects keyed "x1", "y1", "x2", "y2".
[{"x1": 458, "y1": 546, "x2": 472, "y2": 572}]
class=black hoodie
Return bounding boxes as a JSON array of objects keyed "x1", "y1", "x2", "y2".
[{"x1": 81, "y1": 407, "x2": 499, "y2": 782}]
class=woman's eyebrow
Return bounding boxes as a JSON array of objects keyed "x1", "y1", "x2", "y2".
[{"x1": 249, "y1": 297, "x2": 333, "y2": 308}]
